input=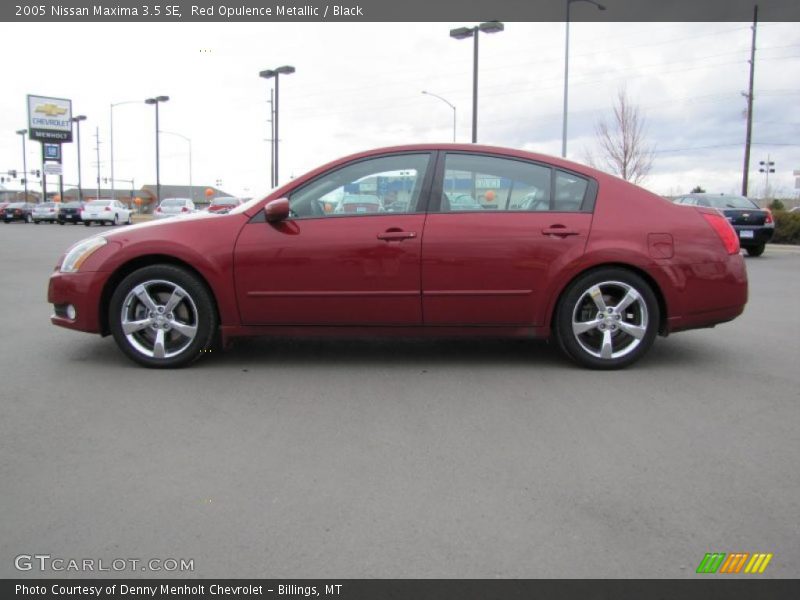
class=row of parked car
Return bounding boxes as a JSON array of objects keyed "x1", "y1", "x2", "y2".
[{"x1": 1, "y1": 196, "x2": 247, "y2": 226}]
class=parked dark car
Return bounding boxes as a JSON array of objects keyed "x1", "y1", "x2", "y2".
[
  {"x1": 3, "y1": 202, "x2": 35, "y2": 223},
  {"x1": 49, "y1": 144, "x2": 748, "y2": 370},
  {"x1": 58, "y1": 201, "x2": 86, "y2": 225},
  {"x1": 674, "y1": 193, "x2": 774, "y2": 256}
]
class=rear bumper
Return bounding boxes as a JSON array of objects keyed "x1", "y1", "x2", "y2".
[
  {"x1": 663, "y1": 253, "x2": 748, "y2": 334},
  {"x1": 735, "y1": 225, "x2": 774, "y2": 247},
  {"x1": 47, "y1": 270, "x2": 110, "y2": 334}
]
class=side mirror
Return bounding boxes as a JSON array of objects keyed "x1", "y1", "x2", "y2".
[{"x1": 265, "y1": 198, "x2": 290, "y2": 223}]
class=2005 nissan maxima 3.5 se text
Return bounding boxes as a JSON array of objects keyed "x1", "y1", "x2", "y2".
[{"x1": 48, "y1": 144, "x2": 748, "y2": 369}]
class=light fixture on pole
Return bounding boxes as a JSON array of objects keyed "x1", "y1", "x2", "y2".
[
  {"x1": 421, "y1": 91, "x2": 457, "y2": 142},
  {"x1": 259, "y1": 65, "x2": 296, "y2": 187},
  {"x1": 562, "y1": 0, "x2": 606, "y2": 158},
  {"x1": 449, "y1": 21, "x2": 504, "y2": 144},
  {"x1": 144, "y1": 96, "x2": 170, "y2": 205},
  {"x1": 16, "y1": 129, "x2": 28, "y2": 201},
  {"x1": 759, "y1": 156, "x2": 776, "y2": 198},
  {"x1": 71, "y1": 115, "x2": 87, "y2": 202}
]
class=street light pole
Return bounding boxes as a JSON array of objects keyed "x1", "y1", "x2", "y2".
[
  {"x1": 260, "y1": 66, "x2": 295, "y2": 187},
  {"x1": 421, "y1": 91, "x2": 457, "y2": 142},
  {"x1": 160, "y1": 130, "x2": 193, "y2": 200},
  {"x1": 16, "y1": 129, "x2": 28, "y2": 201},
  {"x1": 71, "y1": 115, "x2": 87, "y2": 201},
  {"x1": 110, "y1": 100, "x2": 142, "y2": 201},
  {"x1": 450, "y1": 21, "x2": 504, "y2": 144},
  {"x1": 562, "y1": 0, "x2": 606, "y2": 158},
  {"x1": 145, "y1": 96, "x2": 169, "y2": 205}
]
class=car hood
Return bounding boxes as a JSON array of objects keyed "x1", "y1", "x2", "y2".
[{"x1": 101, "y1": 210, "x2": 227, "y2": 241}]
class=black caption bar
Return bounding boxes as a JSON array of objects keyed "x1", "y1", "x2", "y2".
[
  {"x1": 5, "y1": 579, "x2": 800, "y2": 600},
  {"x1": 3, "y1": 0, "x2": 800, "y2": 22}
]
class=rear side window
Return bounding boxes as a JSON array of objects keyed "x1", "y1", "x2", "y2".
[{"x1": 437, "y1": 153, "x2": 594, "y2": 213}]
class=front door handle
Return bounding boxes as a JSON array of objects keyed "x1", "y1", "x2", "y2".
[
  {"x1": 377, "y1": 230, "x2": 417, "y2": 241},
  {"x1": 542, "y1": 225, "x2": 579, "y2": 237}
]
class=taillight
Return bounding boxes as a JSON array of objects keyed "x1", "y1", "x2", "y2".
[
  {"x1": 104, "y1": 206, "x2": 111, "y2": 212},
  {"x1": 155, "y1": 207, "x2": 161, "y2": 213},
  {"x1": 181, "y1": 206, "x2": 188, "y2": 212},
  {"x1": 765, "y1": 209, "x2": 773, "y2": 225},
  {"x1": 702, "y1": 212, "x2": 739, "y2": 255}
]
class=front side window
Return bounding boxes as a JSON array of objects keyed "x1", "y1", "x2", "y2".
[{"x1": 288, "y1": 153, "x2": 431, "y2": 218}]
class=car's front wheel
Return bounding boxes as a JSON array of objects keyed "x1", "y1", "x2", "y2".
[
  {"x1": 746, "y1": 244, "x2": 765, "y2": 257},
  {"x1": 109, "y1": 265, "x2": 218, "y2": 368},
  {"x1": 555, "y1": 268, "x2": 660, "y2": 369}
]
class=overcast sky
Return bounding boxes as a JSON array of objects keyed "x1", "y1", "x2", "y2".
[{"x1": 1, "y1": 20, "x2": 799, "y2": 199}]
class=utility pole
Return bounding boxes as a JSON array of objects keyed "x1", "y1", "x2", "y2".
[
  {"x1": 268, "y1": 88, "x2": 275, "y2": 187},
  {"x1": 742, "y1": 4, "x2": 758, "y2": 196},
  {"x1": 94, "y1": 127, "x2": 101, "y2": 200}
]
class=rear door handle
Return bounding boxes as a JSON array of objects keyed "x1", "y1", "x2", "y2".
[
  {"x1": 377, "y1": 230, "x2": 417, "y2": 241},
  {"x1": 542, "y1": 225, "x2": 579, "y2": 237}
]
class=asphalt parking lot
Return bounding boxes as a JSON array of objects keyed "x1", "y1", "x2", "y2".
[{"x1": 1, "y1": 222, "x2": 798, "y2": 579}]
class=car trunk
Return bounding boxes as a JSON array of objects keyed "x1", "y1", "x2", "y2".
[{"x1": 722, "y1": 208, "x2": 768, "y2": 226}]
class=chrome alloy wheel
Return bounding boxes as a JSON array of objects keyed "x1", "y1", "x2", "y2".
[
  {"x1": 571, "y1": 280, "x2": 649, "y2": 360},
  {"x1": 120, "y1": 279, "x2": 198, "y2": 359}
]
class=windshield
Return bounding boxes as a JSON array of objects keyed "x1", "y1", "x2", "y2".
[
  {"x1": 229, "y1": 193, "x2": 269, "y2": 215},
  {"x1": 161, "y1": 198, "x2": 189, "y2": 207}
]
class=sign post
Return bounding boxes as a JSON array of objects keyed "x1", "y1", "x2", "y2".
[{"x1": 27, "y1": 94, "x2": 72, "y2": 202}]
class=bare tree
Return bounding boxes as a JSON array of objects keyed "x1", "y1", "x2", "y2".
[{"x1": 590, "y1": 89, "x2": 655, "y2": 184}]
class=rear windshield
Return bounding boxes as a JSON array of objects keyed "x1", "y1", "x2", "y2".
[
  {"x1": 211, "y1": 197, "x2": 237, "y2": 206},
  {"x1": 39, "y1": 203, "x2": 56, "y2": 208},
  {"x1": 86, "y1": 201, "x2": 110, "y2": 207},
  {"x1": 701, "y1": 196, "x2": 758, "y2": 209},
  {"x1": 62, "y1": 202, "x2": 81, "y2": 208},
  {"x1": 7, "y1": 202, "x2": 24, "y2": 208}
]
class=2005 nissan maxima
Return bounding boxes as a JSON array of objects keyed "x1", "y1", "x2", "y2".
[{"x1": 48, "y1": 145, "x2": 748, "y2": 369}]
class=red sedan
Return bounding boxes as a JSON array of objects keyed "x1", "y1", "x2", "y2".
[{"x1": 48, "y1": 145, "x2": 747, "y2": 369}]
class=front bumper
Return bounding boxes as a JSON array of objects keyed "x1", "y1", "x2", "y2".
[{"x1": 48, "y1": 270, "x2": 110, "y2": 334}]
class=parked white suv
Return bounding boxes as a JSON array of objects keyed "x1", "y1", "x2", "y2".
[
  {"x1": 154, "y1": 197, "x2": 195, "y2": 219},
  {"x1": 81, "y1": 199, "x2": 132, "y2": 226}
]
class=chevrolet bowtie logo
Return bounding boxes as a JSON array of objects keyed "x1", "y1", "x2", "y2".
[{"x1": 34, "y1": 103, "x2": 67, "y2": 117}]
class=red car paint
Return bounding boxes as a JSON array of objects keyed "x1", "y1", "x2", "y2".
[{"x1": 48, "y1": 144, "x2": 747, "y2": 348}]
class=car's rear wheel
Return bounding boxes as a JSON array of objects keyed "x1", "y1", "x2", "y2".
[
  {"x1": 746, "y1": 244, "x2": 765, "y2": 257},
  {"x1": 555, "y1": 268, "x2": 659, "y2": 369},
  {"x1": 113, "y1": 214, "x2": 119, "y2": 226},
  {"x1": 109, "y1": 265, "x2": 217, "y2": 368},
  {"x1": 34, "y1": 220, "x2": 40, "y2": 224}
]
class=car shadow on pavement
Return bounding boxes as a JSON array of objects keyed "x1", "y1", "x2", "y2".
[{"x1": 64, "y1": 332, "x2": 723, "y2": 371}]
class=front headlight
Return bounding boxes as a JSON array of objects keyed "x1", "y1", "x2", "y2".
[{"x1": 61, "y1": 236, "x2": 107, "y2": 273}]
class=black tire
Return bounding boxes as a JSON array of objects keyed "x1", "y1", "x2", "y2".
[
  {"x1": 555, "y1": 267, "x2": 660, "y2": 369},
  {"x1": 59, "y1": 221, "x2": 65, "y2": 225},
  {"x1": 113, "y1": 214, "x2": 119, "y2": 226},
  {"x1": 84, "y1": 221, "x2": 91, "y2": 226},
  {"x1": 34, "y1": 220, "x2": 40, "y2": 224},
  {"x1": 746, "y1": 244, "x2": 765, "y2": 257},
  {"x1": 109, "y1": 264, "x2": 218, "y2": 368}
]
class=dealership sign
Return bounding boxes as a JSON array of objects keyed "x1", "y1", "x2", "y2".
[{"x1": 27, "y1": 94, "x2": 73, "y2": 143}]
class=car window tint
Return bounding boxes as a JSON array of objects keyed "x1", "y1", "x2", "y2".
[
  {"x1": 440, "y1": 154, "x2": 552, "y2": 212},
  {"x1": 289, "y1": 153, "x2": 430, "y2": 218}
]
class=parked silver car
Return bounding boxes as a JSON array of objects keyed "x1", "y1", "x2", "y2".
[
  {"x1": 154, "y1": 197, "x2": 196, "y2": 219},
  {"x1": 32, "y1": 202, "x2": 60, "y2": 223}
]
